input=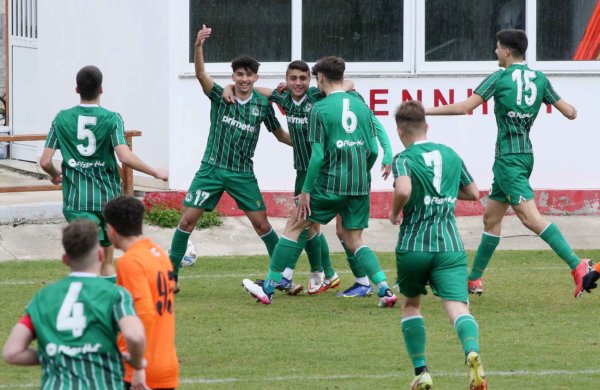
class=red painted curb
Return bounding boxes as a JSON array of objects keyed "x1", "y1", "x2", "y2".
[{"x1": 144, "y1": 190, "x2": 600, "y2": 218}]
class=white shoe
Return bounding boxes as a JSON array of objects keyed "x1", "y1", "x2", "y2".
[
  {"x1": 307, "y1": 271, "x2": 324, "y2": 295},
  {"x1": 242, "y1": 279, "x2": 272, "y2": 305}
]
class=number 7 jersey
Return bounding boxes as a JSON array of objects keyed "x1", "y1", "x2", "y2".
[
  {"x1": 474, "y1": 63, "x2": 561, "y2": 157},
  {"x1": 45, "y1": 105, "x2": 128, "y2": 211},
  {"x1": 392, "y1": 141, "x2": 474, "y2": 252}
]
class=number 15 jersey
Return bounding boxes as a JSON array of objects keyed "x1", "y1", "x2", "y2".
[{"x1": 474, "y1": 63, "x2": 561, "y2": 157}]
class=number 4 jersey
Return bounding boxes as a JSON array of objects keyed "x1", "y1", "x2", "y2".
[
  {"x1": 116, "y1": 238, "x2": 179, "y2": 389},
  {"x1": 45, "y1": 105, "x2": 128, "y2": 211},
  {"x1": 474, "y1": 63, "x2": 561, "y2": 157},
  {"x1": 25, "y1": 274, "x2": 136, "y2": 389},
  {"x1": 392, "y1": 141, "x2": 474, "y2": 252}
]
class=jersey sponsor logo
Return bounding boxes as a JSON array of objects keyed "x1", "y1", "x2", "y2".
[
  {"x1": 45, "y1": 342, "x2": 102, "y2": 357},
  {"x1": 423, "y1": 195, "x2": 457, "y2": 206},
  {"x1": 67, "y1": 158, "x2": 106, "y2": 169},
  {"x1": 287, "y1": 115, "x2": 308, "y2": 126},
  {"x1": 335, "y1": 139, "x2": 365, "y2": 149},
  {"x1": 222, "y1": 115, "x2": 256, "y2": 133},
  {"x1": 507, "y1": 111, "x2": 533, "y2": 119}
]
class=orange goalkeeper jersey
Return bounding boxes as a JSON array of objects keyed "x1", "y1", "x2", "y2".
[{"x1": 117, "y1": 238, "x2": 179, "y2": 388}]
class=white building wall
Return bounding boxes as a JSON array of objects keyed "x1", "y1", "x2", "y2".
[{"x1": 35, "y1": 3, "x2": 599, "y2": 193}]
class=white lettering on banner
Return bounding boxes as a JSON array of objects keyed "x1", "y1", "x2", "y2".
[
  {"x1": 67, "y1": 159, "x2": 106, "y2": 169},
  {"x1": 507, "y1": 111, "x2": 533, "y2": 119},
  {"x1": 335, "y1": 140, "x2": 365, "y2": 149},
  {"x1": 423, "y1": 195, "x2": 457, "y2": 206},
  {"x1": 45, "y1": 342, "x2": 102, "y2": 357},
  {"x1": 222, "y1": 116, "x2": 256, "y2": 133}
]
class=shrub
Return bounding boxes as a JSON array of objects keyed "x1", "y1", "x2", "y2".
[{"x1": 145, "y1": 203, "x2": 223, "y2": 230}]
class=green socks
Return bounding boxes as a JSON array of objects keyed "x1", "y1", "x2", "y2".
[
  {"x1": 341, "y1": 241, "x2": 368, "y2": 279},
  {"x1": 454, "y1": 314, "x2": 480, "y2": 355},
  {"x1": 260, "y1": 229, "x2": 279, "y2": 257},
  {"x1": 468, "y1": 232, "x2": 500, "y2": 280},
  {"x1": 305, "y1": 232, "x2": 322, "y2": 272},
  {"x1": 264, "y1": 236, "x2": 304, "y2": 294},
  {"x1": 540, "y1": 223, "x2": 580, "y2": 270},
  {"x1": 169, "y1": 227, "x2": 192, "y2": 277},
  {"x1": 402, "y1": 316, "x2": 427, "y2": 369},
  {"x1": 354, "y1": 246, "x2": 387, "y2": 294},
  {"x1": 319, "y1": 234, "x2": 335, "y2": 279}
]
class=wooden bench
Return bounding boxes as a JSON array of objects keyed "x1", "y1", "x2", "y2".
[{"x1": 0, "y1": 130, "x2": 142, "y2": 195}]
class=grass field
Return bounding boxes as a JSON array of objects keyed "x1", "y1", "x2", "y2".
[{"x1": 2, "y1": 250, "x2": 600, "y2": 389}]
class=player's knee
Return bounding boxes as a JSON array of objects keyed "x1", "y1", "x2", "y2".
[
  {"x1": 179, "y1": 211, "x2": 202, "y2": 231},
  {"x1": 253, "y1": 221, "x2": 272, "y2": 236}
]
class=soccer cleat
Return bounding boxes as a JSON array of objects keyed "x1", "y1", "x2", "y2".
[
  {"x1": 378, "y1": 288, "x2": 398, "y2": 308},
  {"x1": 242, "y1": 279, "x2": 272, "y2": 305},
  {"x1": 173, "y1": 282, "x2": 180, "y2": 295},
  {"x1": 317, "y1": 273, "x2": 341, "y2": 293},
  {"x1": 410, "y1": 371, "x2": 433, "y2": 390},
  {"x1": 336, "y1": 282, "x2": 374, "y2": 298},
  {"x1": 573, "y1": 259, "x2": 594, "y2": 298},
  {"x1": 307, "y1": 271, "x2": 325, "y2": 295},
  {"x1": 466, "y1": 351, "x2": 487, "y2": 390},
  {"x1": 255, "y1": 277, "x2": 304, "y2": 295},
  {"x1": 468, "y1": 278, "x2": 484, "y2": 295}
]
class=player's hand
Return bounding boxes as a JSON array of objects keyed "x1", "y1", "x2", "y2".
[
  {"x1": 276, "y1": 82, "x2": 288, "y2": 93},
  {"x1": 50, "y1": 174, "x2": 62, "y2": 185},
  {"x1": 153, "y1": 168, "x2": 168, "y2": 181},
  {"x1": 294, "y1": 192, "x2": 311, "y2": 220},
  {"x1": 381, "y1": 164, "x2": 391, "y2": 180},
  {"x1": 388, "y1": 210, "x2": 401, "y2": 225},
  {"x1": 222, "y1": 84, "x2": 236, "y2": 104},
  {"x1": 195, "y1": 24, "x2": 212, "y2": 47},
  {"x1": 130, "y1": 368, "x2": 150, "y2": 390},
  {"x1": 583, "y1": 270, "x2": 600, "y2": 293}
]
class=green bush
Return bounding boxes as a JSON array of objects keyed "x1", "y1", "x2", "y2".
[{"x1": 145, "y1": 204, "x2": 223, "y2": 230}]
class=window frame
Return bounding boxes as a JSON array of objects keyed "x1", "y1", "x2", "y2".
[{"x1": 177, "y1": 0, "x2": 600, "y2": 77}]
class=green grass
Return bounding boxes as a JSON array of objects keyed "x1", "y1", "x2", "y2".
[{"x1": 2, "y1": 250, "x2": 600, "y2": 389}]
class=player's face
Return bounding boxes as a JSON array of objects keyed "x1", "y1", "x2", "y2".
[
  {"x1": 495, "y1": 41, "x2": 509, "y2": 67},
  {"x1": 232, "y1": 68, "x2": 258, "y2": 94},
  {"x1": 286, "y1": 69, "x2": 310, "y2": 99}
]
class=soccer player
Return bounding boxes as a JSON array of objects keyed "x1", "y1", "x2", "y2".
[
  {"x1": 242, "y1": 56, "x2": 397, "y2": 308},
  {"x1": 228, "y1": 61, "x2": 393, "y2": 296},
  {"x1": 105, "y1": 196, "x2": 179, "y2": 390},
  {"x1": 40, "y1": 65, "x2": 168, "y2": 281},
  {"x1": 169, "y1": 25, "x2": 291, "y2": 293},
  {"x1": 390, "y1": 101, "x2": 487, "y2": 390},
  {"x1": 425, "y1": 29, "x2": 591, "y2": 298},
  {"x1": 2, "y1": 220, "x2": 149, "y2": 390}
]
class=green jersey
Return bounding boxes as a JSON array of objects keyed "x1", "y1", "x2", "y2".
[
  {"x1": 45, "y1": 105, "x2": 128, "y2": 212},
  {"x1": 25, "y1": 273, "x2": 136, "y2": 389},
  {"x1": 309, "y1": 91, "x2": 376, "y2": 196},
  {"x1": 392, "y1": 141, "x2": 473, "y2": 252},
  {"x1": 270, "y1": 87, "x2": 323, "y2": 172},
  {"x1": 202, "y1": 83, "x2": 282, "y2": 173},
  {"x1": 474, "y1": 63, "x2": 561, "y2": 157}
]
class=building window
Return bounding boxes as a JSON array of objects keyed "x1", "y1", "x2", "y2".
[
  {"x1": 536, "y1": 0, "x2": 599, "y2": 61},
  {"x1": 188, "y1": 0, "x2": 291, "y2": 63},
  {"x1": 301, "y1": 0, "x2": 403, "y2": 62},
  {"x1": 425, "y1": 0, "x2": 525, "y2": 62}
]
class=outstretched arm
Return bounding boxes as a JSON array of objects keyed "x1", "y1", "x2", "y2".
[
  {"x1": 553, "y1": 99, "x2": 577, "y2": 120},
  {"x1": 425, "y1": 94, "x2": 485, "y2": 115},
  {"x1": 194, "y1": 25, "x2": 214, "y2": 93},
  {"x1": 115, "y1": 145, "x2": 168, "y2": 181}
]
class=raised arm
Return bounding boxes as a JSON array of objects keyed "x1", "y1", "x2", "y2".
[
  {"x1": 553, "y1": 99, "x2": 577, "y2": 120},
  {"x1": 194, "y1": 25, "x2": 214, "y2": 93},
  {"x1": 425, "y1": 94, "x2": 485, "y2": 116}
]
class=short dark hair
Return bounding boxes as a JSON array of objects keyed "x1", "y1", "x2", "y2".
[
  {"x1": 496, "y1": 29, "x2": 528, "y2": 58},
  {"x1": 104, "y1": 196, "x2": 144, "y2": 237},
  {"x1": 76, "y1": 65, "x2": 103, "y2": 100},
  {"x1": 62, "y1": 220, "x2": 99, "y2": 264},
  {"x1": 286, "y1": 60, "x2": 310, "y2": 76},
  {"x1": 395, "y1": 100, "x2": 426, "y2": 131},
  {"x1": 311, "y1": 56, "x2": 345, "y2": 81},
  {"x1": 231, "y1": 55, "x2": 260, "y2": 74}
]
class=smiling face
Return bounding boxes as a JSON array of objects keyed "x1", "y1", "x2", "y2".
[
  {"x1": 232, "y1": 68, "x2": 258, "y2": 95},
  {"x1": 286, "y1": 69, "x2": 310, "y2": 100}
]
